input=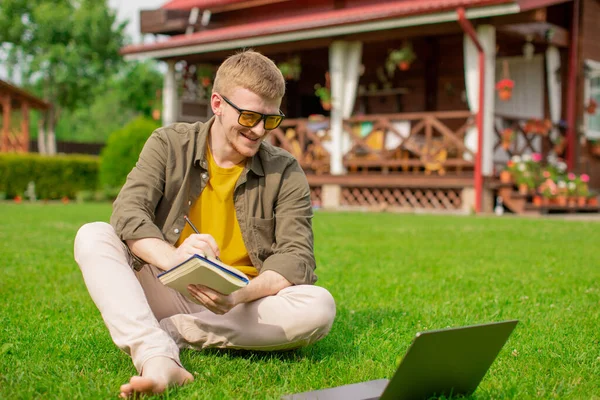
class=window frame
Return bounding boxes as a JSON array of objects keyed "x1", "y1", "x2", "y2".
[{"x1": 583, "y1": 59, "x2": 600, "y2": 139}]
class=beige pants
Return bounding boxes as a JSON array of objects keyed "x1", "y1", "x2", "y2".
[{"x1": 73, "y1": 222, "x2": 336, "y2": 372}]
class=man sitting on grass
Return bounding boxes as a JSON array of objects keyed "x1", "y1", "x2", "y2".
[{"x1": 74, "y1": 50, "x2": 336, "y2": 398}]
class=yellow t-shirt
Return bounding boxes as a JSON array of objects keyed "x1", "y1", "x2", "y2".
[{"x1": 175, "y1": 145, "x2": 258, "y2": 278}]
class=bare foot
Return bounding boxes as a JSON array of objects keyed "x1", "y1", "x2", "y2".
[{"x1": 119, "y1": 356, "x2": 194, "y2": 398}]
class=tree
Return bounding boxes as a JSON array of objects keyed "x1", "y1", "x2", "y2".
[{"x1": 0, "y1": 0, "x2": 126, "y2": 154}]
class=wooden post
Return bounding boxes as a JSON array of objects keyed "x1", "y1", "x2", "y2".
[
  {"x1": 162, "y1": 60, "x2": 178, "y2": 126},
  {"x1": 21, "y1": 101, "x2": 29, "y2": 152},
  {"x1": 2, "y1": 94, "x2": 11, "y2": 152}
]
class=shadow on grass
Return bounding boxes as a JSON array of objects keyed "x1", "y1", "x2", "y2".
[{"x1": 181, "y1": 306, "x2": 412, "y2": 363}]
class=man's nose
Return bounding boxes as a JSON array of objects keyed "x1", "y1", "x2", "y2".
[{"x1": 250, "y1": 119, "x2": 267, "y2": 135}]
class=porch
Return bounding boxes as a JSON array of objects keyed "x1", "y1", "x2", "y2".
[
  {"x1": 270, "y1": 111, "x2": 479, "y2": 212},
  {"x1": 121, "y1": 0, "x2": 594, "y2": 214}
]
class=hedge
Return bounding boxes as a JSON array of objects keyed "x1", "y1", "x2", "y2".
[
  {"x1": 100, "y1": 116, "x2": 160, "y2": 189},
  {"x1": 0, "y1": 153, "x2": 99, "y2": 200}
]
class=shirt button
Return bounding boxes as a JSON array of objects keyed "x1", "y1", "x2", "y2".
[
  {"x1": 174, "y1": 228, "x2": 180, "y2": 234},
  {"x1": 188, "y1": 200, "x2": 192, "y2": 206},
  {"x1": 201, "y1": 172, "x2": 208, "y2": 179}
]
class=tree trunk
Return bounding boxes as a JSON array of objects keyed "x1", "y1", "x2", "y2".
[
  {"x1": 47, "y1": 108, "x2": 57, "y2": 155},
  {"x1": 37, "y1": 114, "x2": 47, "y2": 154}
]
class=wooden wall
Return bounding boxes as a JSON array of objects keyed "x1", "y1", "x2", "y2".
[
  {"x1": 580, "y1": 0, "x2": 600, "y2": 61},
  {"x1": 579, "y1": 0, "x2": 600, "y2": 189}
]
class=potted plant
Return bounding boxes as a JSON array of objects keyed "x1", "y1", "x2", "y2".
[
  {"x1": 196, "y1": 64, "x2": 215, "y2": 88},
  {"x1": 585, "y1": 98, "x2": 597, "y2": 115},
  {"x1": 588, "y1": 192, "x2": 599, "y2": 207},
  {"x1": 501, "y1": 128, "x2": 515, "y2": 150},
  {"x1": 277, "y1": 56, "x2": 301, "y2": 81},
  {"x1": 523, "y1": 119, "x2": 552, "y2": 136},
  {"x1": 314, "y1": 84, "x2": 332, "y2": 111},
  {"x1": 556, "y1": 180, "x2": 568, "y2": 206},
  {"x1": 588, "y1": 139, "x2": 600, "y2": 157},
  {"x1": 575, "y1": 174, "x2": 591, "y2": 207},
  {"x1": 385, "y1": 42, "x2": 416, "y2": 76},
  {"x1": 553, "y1": 136, "x2": 567, "y2": 155}
]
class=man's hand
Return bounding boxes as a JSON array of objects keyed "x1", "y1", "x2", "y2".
[
  {"x1": 187, "y1": 284, "x2": 238, "y2": 315},
  {"x1": 168, "y1": 234, "x2": 220, "y2": 269}
]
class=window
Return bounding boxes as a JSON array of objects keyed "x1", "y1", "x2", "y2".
[{"x1": 584, "y1": 60, "x2": 600, "y2": 139}]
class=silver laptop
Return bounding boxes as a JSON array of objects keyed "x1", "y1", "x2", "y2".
[{"x1": 282, "y1": 320, "x2": 518, "y2": 400}]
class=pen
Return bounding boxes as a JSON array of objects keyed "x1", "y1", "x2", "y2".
[{"x1": 183, "y1": 215, "x2": 221, "y2": 261}]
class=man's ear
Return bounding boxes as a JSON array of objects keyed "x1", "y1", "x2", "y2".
[{"x1": 210, "y1": 93, "x2": 223, "y2": 116}]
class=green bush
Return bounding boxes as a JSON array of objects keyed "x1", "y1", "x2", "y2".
[
  {"x1": 0, "y1": 153, "x2": 99, "y2": 199},
  {"x1": 99, "y1": 116, "x2": 160, "y2": 189}
]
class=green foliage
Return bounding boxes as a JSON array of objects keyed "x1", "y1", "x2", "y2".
[
  {"x1": 113, "y1": 61, "x2": 164, "y2": 119},
  {"x1": 99, "y1": 116, "x2": 160, "y2": 189},
  {"x1": 0, "y1": 153, "x2": 99, "y2": 199},
  {"x1": 53, "y1": 88, "x2": 137, "y2": 143},
  {"x1": 0, "y1": 0, "x2": 126, "y2": 138}
]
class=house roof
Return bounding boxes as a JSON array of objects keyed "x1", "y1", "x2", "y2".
[
  {"x1": 161, "y1": 0, "x2": 280, "y2": 11},
  {"x1": 122, "y1": 0, "x2": 571, "y2": 59},
  {"x1": 0, "y1": 79, "x2": 50, "y2": 110}
]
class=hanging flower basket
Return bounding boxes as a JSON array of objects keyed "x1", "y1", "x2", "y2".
[
  {"x1": 495, "y1": 79, "x2": 515, "y2": 101},
  {"x1": 277, "y1": 56, "x2": 302, "y2": 81},
  {"x1": 385, "y1": 42, "x2": 416, "y2": 77},
  {"x1": 496, "y1": 60, "x2": 514, "y2": 101},
  {"x1": 314, "y1": 84, "x2": 331, "y2": 111}
]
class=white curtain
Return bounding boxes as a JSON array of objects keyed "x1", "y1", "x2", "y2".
[
  {"x1": 463, "y1": 25, "x2": 495, "y2": 176},
  {"x1": 328, "y1": 41, "x2": 362, "y2": 175},
  {"x1": 546, "y1": 46, "x2": 562, "y2": 145}
]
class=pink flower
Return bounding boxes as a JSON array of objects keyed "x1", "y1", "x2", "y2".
[
  {"x1": 581, "y1": 174, "x2": 590, "y2": 183},
  {"x1": 568, "y1": 173, "x2": 576, "y2": 180},
  {"x1": 531, "y1": 153, "x2": 542, "y2": 162}
]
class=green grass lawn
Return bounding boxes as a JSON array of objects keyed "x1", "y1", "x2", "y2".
[{"x1": 1, "y1": 203, "x2": 599, "y2": 399}]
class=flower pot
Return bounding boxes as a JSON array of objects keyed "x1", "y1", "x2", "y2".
[
  {"x1": 542, "y1": 197, "x2": 551, "y2": 206},
  {"x1": 201, "y1": 77, "x2": 211, "y2": 88},
  {"x1": 567, "y1": 197, "x2": 577, "y2": 208},
  {"x1": 321, "y1": 101, "x2": 331, "y2": 111},
  {"x1": 518, "y1": 183, "x2": 529, "y2": 195},
  {"x1": 398, "y1": 61, "x2": 411, "y2": 71},
  {"x1": 498, "y1": 88, "x2": 512, "y2": 101},
  {"x1": 556, "y1": 195, "x2": 567, "y2": 207},
  {"x1": 500, "y1": 170, "x2": 512, "y2": 183},
  {"x1": 577, "y1": 196, "x2": 587, "y2": 207},
  {"x1": 533, "y1": 195, "x2": 542, "y2": 207},
  {"x1": 591, "y1": 144, "x2": 600, "y2": 157},
  {"x1": 588, "y1": 197, "x2": 599, "y2": 207}
]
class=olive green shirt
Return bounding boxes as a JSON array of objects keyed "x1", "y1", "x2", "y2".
[{"x1": 110, "y1": 117, "x2": 317, "y2": 285}]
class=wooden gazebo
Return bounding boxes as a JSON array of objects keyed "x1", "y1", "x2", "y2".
[{"x1": 0, "y1": 79, "x2": 50, "y2": 153}]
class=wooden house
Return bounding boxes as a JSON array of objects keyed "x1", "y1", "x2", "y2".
[
  {"x1": 121, "y1": 0, "x2": 600, "y2": 214},
  {"x1": 0, "y1": 80, "x2": 50, "y2": 153}
]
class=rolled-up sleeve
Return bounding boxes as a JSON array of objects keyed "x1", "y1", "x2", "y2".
[
  {"x1": 110, "y1": 129, "x2": 168, "y2": 243},
  {"x1": 260, "y1": 160, "x2": 317, "y2": 285}
]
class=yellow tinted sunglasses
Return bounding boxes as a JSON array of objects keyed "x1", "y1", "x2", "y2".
[{"x1": 221, "y1": 95, "x2": 285, "y2": 130}]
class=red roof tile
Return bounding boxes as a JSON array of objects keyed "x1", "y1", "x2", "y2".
[{"x1": 123, "y1": 0, "x2": 570, "y2": 56}]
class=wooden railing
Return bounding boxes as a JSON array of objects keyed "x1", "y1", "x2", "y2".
[
  {"x1": 343, "y1": 111, "x2": 475, "y2": 175},
  {"x1": 269, "y1": 118, "x2": 331, "y2": 174},
  {"x1": 493, "y1": 113, "x2": 567, "y2": 172},
  {"x1": 269, "y1": 111, "x2": 475, "y2": 176}
]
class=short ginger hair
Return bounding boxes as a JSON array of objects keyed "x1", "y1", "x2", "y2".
[{"x1": 212, "y1": 49, "x2": 285, "y2": 100}]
